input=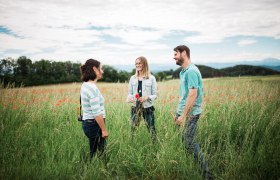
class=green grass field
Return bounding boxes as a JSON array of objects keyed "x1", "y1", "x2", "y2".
[{"x1": 1, "y1": 76, "x2": 279, "y2": 179}]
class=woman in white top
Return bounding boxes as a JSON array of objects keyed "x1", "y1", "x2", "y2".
[
  {"x1": 127, "y1": 56, "x2": 157, "y2": 143},
  {"x1": 80, "y1": 59, "x2": 108, "y2": 158}
]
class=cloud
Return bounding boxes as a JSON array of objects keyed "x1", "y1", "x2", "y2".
[
  {"x1": 237, "y1": 39, "x2": 257, "y2": 47},
  {"x1": 0, "y1": 0, "x2": 280, "y2": 64}
]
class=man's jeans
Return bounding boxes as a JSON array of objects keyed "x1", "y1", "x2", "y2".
[
  {"x1": 82, "y1": 120, "x2": 106, "y2": 158},
  {"x1": 177, "y1": 114, "x2": 210, "y2": 175},
  {"x1": 131, "y1": 106, "x2": 157, "y2": 142}
]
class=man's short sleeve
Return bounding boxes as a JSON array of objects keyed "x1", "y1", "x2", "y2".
[{"x1": 187, "y1": 70, "x2": 199, "y2": 89}]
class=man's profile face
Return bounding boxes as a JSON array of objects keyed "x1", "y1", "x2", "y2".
[{"x1": 174, "y1": 51, "x2": 183, "y2": 66}]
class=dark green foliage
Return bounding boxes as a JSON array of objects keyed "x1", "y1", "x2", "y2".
[
  {"x1": 0, "y1": 57, "x2": 17, "y2": 86},
  {"x1": 155, "y1": 71, "x2": 167, "y2": 81},
  {"x1": 0, "y1": 57, "x2": 132, "y2": 87},
  {"x1": 0, "y1": 57, "x2": 81, "y2": 87},
  {"x1": 197, "y1": 65, "x2": 225, "y2": 78},
  {"x1": 172, "y1": 64, "x2": 279, "y2": 79},
  {"x1": 221, "y1": 65, "x2": 279, "y2": 76},
  {"x1": 100, "y1": 65, "x2": 131, "y2": 83}
]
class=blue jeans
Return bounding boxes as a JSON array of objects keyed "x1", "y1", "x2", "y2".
[
  {"x1": 82, "y1": 120, "x2": 106, "y2": 158},
  {"x1": 177, "y1": 114, "x2": 211, "y2": 176},
  {"x1": 131, "y1": 106, "x2": 157, "y2": 142}
]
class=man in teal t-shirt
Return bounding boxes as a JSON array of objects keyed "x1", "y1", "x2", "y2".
[
  {"x1": 177, "y1": 63, "x2": 203, "y2": 116},
  {"x1": 173, "y1": 45, "x2": 212, "y2": 180}
]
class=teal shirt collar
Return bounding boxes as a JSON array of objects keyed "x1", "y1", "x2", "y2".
[{"x1": 181, "y1": 63, "x2": 193, "y2": 73}]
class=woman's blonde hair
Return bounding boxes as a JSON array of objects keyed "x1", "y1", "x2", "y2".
[{"x1": 135, "y1": 56, "x2": 150, "y2": 79}]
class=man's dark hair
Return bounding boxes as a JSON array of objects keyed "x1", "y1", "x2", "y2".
[
  {"x1": 174, "y1": 45, "x2": 190, "y2": 58},
  {"x1": 80, "y1": 59, "x2": 100, "y2": 82}
]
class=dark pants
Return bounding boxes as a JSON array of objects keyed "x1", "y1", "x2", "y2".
[
  {"x1": 131, "y1": 106, "x2": 157, "y2": 142},
  {"x1": 82, "y1": 120, "x2": 106, "y2": 159},
  {"x1": 176, "y1": 114, "x2": 212, "y2": 178}
]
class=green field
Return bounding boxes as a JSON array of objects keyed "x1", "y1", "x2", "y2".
[{"x1": 1, "y1": 76, "x2": 279, "y2": 179}]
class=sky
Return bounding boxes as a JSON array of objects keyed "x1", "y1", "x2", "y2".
[{"x1": 0, "y1": 0, "x2": 280, "y2": 65}]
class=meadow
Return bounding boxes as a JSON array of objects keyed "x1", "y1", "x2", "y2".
[{"x1": 0, "y1": 76, "x2": 279, "y2": 179}]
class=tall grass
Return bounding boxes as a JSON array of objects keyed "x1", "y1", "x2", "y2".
[{"x1": 0, "y1": 76, "x2": 279, "y2": 179}]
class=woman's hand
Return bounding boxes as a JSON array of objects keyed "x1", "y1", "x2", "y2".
[
  {"x1": 139, "y1": 96, "x2": 148, "y2": 103},
  {"x1": 102, "y1": 130, "x2": 109, "y2": 138},
  {"x1": 129, "y1": 97, "x2": 135, "y2": 103}
]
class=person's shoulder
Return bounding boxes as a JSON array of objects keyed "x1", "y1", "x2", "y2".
[
  {"x1": 149, "y1": 74, "x2": 156, "y2": 80},
  {"x1": 192, "y1": 63, "x2": 200, "y2": 69},
  {"x1": 83, "y1": 82, "x2": 98, "y2": 91},
  {"x1": 129, "y1": 75, "x2": 136, "y2": 81},
  {"x1": 185, "y1": 67, "x2": 198, "y2": 77},
  {"x1": 131, "y1": 75, "x2": 136, "y2": 79},
  {"x1": 81, "y1": 82, "x2": 94, "y2": 94},
  {"x1": 188, "y1": 64, "x2": 199, "y2": 72}
]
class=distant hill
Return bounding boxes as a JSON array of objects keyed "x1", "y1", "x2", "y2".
[
  {"x1": 220, "y1": 65, "x2": 279, "y2": 76},
  {"x1": 172, "y1": 64, "x2": 280, "y2": 78},
  {"x1": 172, "y1": 65, "x2": 225, "y2": 78},
  {"x1": 197, "y1": 65, "x2": 225, "y2": 78},
  {"x1": 263, "y1": 65, "x2": 280, "y2": 72},
  {"x1": 205, "y1": 58, "x2": 280, "y2": 71}
]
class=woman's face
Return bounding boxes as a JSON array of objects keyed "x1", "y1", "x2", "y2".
[
  {"x1": 135, "y1": 59, "x2": 143, "y2": 71},
  {"x1": 94, "y1": 64, "x2": 104, "y2": 80}
]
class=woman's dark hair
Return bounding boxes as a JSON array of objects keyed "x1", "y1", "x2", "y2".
[
  {"x1": 174, "y1": 45, "x2": 190, "y2": 58},
  {"x1": 80, "y1": 59, "x2": 100, "y2": 82}
]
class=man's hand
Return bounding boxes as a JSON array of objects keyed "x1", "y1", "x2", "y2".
[{"x1": 175, "y1": 116, "x2": 185, "y2": 125}]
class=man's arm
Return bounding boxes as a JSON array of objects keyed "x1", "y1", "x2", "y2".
[{"x1": 175, "y1": 88, "x2": 197, "y2": 125}]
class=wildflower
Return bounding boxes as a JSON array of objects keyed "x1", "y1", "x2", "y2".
[{"x1": 135, "y1": 93, "x2": 140, "y2": 99}]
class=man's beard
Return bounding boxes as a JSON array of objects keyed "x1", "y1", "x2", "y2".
[{"x1": 176, "y1": 56, "x2": 184, "y2": 66}]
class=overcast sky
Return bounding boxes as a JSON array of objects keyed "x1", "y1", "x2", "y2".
[{"x1": 0, "y1": 0, "x2": 280, "y2": 65}]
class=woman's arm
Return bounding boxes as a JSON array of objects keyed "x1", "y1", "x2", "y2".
[
  {"x1": 126, "y1": 76, "x2": 135, "y2": 103},
  {"x1": 89, "y1": 90, "x2": 108, "y2": 138},
  {"x1": 95, "y1": 115, "x2": 108, "y2": 138},
  {"x1": 148, "y1": 75, "x2": 157, "y2": 102}
]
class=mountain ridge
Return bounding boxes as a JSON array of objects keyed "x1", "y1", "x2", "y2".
[{"x1": 112, "y1": 58, "x2": 280, "y2": 72}]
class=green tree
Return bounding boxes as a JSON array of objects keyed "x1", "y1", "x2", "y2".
[
  {"x1": 31, "y1": 59, "x2": 52, "y2": 85},
  {"x1": 14, "y1": 56, "x2": 32, "y2": 85},
  {"x1": 101, "y1": 65, "x2": 119, "y2": 82},
  {"x1": 155, "y1": 72, "x2": 167, "y2": 81},
  {"x1": 0, "y1": 58, "x2": 16, "y2": 87},
  {"x1": 118, "y1": 70, "x2": 130, "y2": 82}
]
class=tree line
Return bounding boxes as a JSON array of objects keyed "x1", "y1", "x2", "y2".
[
  {"x1": 1, "y1": 56, "x2": 279, "y2": 87},
  {"x1": 0, "y1": 57, "x2": 174, "y2": 87}
]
